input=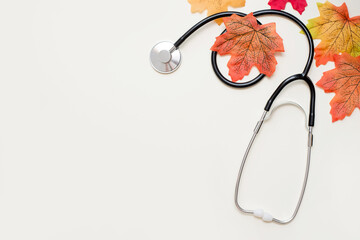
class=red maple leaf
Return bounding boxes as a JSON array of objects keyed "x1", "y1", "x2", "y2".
[
  {"x1": 317, "y1": 53, "x2": 360, "y2": 122},
  {"x1": 210, "y1": 13, "x2": 284, "y2": 82},
  {"x1": 268, "y1": 0, "x2": 308, "y2": 15}
]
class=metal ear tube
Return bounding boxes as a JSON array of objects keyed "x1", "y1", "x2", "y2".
[{"x1": 235, "y1": 101, "x2": 314, "y2": 224}]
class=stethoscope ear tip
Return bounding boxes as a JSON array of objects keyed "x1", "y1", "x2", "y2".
[{"x1": 150, "y1": 41, "x2": 181, "y2": 74}]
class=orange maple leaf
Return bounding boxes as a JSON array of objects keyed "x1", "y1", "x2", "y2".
[
  {"x1": 317, "y1": 53, "x2": 360, "y2": 122},
  {"x1": 305, "y1": 1, "x2": 360, "y2": 67},
  {"x1": 210, "y1": 13, "x2": 284, "y2": 81},
  {"x1": 188, "y1": 0, "x2": 246, "y2": 25}
]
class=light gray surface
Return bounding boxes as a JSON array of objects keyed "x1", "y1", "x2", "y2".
[{"x1": 0, "y1": 0, "x2": 359, "y2": 239}]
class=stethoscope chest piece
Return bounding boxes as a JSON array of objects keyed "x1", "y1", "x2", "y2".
[{"x1": 150, "y1": 41, "x2": 181, "y2": 74}]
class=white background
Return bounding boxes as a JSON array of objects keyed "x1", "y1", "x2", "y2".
[{"x1": 0, "y1": 0, "x2": 360, "y2": 239}]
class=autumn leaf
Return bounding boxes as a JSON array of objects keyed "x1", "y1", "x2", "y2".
[
  {"x1": 268, "y1": 0, "x2": 307, "y2": 14},
  {"x1": 305, "y1": 1, "x2": 360, "y2": 67},
  {"x1": 210, "y1": 13, "x2": 284, "y2": 81},
  {"x1": 187, "y1": 0, "x2": 246, "y2": 25},
  {"x1": 317, "y1": 53, "x2": 360, "y2": 122}
]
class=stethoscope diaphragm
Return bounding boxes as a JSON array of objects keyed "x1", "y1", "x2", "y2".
[{"x1": 150, "y1": 41, "x2": 181, "y2": 74}]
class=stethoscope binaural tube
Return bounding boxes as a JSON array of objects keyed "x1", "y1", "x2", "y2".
[{"x1": 234, "y1": 73, "x2": 316, "y2": 224}]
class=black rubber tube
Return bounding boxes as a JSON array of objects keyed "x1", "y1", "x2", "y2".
[{"x1": 173, "y1": 10, "x2": 315, "y2": 126}]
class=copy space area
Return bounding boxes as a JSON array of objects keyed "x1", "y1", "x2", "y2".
[{"x1": 0, "y1": 0, "x2": 359, "y2": 239}]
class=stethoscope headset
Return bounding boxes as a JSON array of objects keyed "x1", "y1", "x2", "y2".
[{"x1": 150, "y1": 9, "x2": 316, "y2": 224}]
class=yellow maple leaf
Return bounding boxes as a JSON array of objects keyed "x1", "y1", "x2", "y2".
[
  {"x1": 188, "y1": 0, "x2": 246, "y2": 25},
  {"x1": 305, "y1": 1, "x2": 360, "y2": 66}
]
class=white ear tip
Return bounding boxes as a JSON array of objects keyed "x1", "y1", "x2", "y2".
[
  {"x1": 262, "y1": 212, "x2": 273, "y2": 222},
  {"x1": 253, "y1": 209, "x2": 264, "y2": 218}
]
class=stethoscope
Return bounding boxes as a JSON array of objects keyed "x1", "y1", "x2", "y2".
[{"x1": 150, "y1": 9, "x2": 315, "y2": 224}]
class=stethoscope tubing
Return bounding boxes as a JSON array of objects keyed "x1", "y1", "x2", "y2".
[{"x1": 173, "y1": 10, "x2": 315, "y2": 127}]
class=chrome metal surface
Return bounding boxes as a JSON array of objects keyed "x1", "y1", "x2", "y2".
[
  {"x1": 150, "y1": 41, "x2": 181, "y2": 74},
  {"x1": 234, "y1": 110, "x2": 268, "y2": 215},
  {"x1": 265, "y1": 101, "x2": 308, "y2": 130},
  {"x1": 234, "y1": 106, "x2": 314, "y2": 224}
]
